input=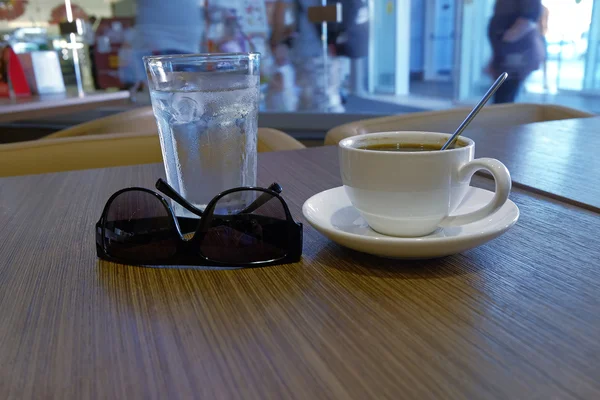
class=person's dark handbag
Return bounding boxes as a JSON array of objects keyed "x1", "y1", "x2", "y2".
[{"x1": 490, "y1": 28, "x2": 545, "y2": 79}]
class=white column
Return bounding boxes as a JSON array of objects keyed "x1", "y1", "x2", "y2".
[
  {"x1": 583, "y1": 0, "x2": 600, "y2": 90},
  {"x1": 395, "y1": 0, "x2": 411, "y2": 95},
  {"x1": 367, "y1": 0, "x2": 376, "y2": 93},
  {"x1": 423, "y1": 0, "x2": 436, "y2": 81},
  {"x1": 454, "y1": 0, "x2": 474, "y2": 101},
  {"x1": 64, "y1": 0, "x2": 84, "y2": 97}
]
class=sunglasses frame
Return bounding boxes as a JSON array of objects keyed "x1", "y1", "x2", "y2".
[{"x1": 96, "y1": 182, "x2": 303, "y2": 267}]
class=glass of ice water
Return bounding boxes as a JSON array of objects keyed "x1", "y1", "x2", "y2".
[{"x1": 144, "y1": 53, "x2": 260, "y2": 215}]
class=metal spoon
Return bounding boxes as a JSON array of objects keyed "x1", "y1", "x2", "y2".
[{"x1": 441, "y1": 72, "x2": 508, "y2": 150}]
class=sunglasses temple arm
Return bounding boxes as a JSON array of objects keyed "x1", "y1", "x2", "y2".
[
  {"x1": 155, "y1": 178, "x2": 204, "y2": 217},
  {"x1": 240, "y1": 182, "x2": 282, "y2": 214}
]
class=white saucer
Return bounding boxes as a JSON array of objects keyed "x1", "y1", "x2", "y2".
[{"x1": 302, "y1": 186, "x2": 519, "y2": 259}]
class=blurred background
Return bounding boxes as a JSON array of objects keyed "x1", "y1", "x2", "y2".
[{"x1": 1, "y1": 0, "x2": 599, "y2": 143}]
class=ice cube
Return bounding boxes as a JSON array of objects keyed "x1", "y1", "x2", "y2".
[{"x1": 171, "y1": 95, "x2": 202, "y2": 124}]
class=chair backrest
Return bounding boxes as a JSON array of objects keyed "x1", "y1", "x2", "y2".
[
  {"x1": 325, "y1": 103, "x2": 595, "y2": 145},
  {"x1": 45, "y1": 107, "x2": 159, "y2": 138},
  {"x1": 0, "y1": 133, "x2": 163, "y2": 177},
  {"x1": 44, "y1": 106, "x2": 306, "y2": 153},
  {"x1": 1, "y1": 128, "x2": 305, "y2": 177}
]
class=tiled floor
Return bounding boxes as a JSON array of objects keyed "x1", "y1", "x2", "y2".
[{"x1": 407, "y1": 79, "x2": 600, "y2": 114}]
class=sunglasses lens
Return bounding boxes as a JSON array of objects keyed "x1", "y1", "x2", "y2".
[
  {"x1": 199, "y1": 190, "x2": 290, "y2": 264},
  {"x1": 103, "y1": 190, "x2": 178, "y2": 263}
]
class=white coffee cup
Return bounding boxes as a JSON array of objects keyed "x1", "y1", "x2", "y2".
[{"x1": 339, "y1": 131, "x2": 512, "y2": 237}]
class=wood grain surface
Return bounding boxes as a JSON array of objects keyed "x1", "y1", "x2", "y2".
[
  {"x1": 1, "y1": 146, "x2": 599, "y2": 399},
  {"x1": 462, "y1": 117, "x2": 600, "y2": 212}
]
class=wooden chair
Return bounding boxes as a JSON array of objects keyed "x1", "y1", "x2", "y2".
[
  {"x1": 44, "y1": 106, "x2": 305, "y2": 153},
  {"x1": 325, "y1": 103, "x2": 594, "y2": 145},
  {"x1": 1, "y1": 127, "x2": 307, "y2": 177},
  {"x1": 44, "y1": 107, "x2": 159, "y2": 139},
  {"x1": 1, "y1": 108, "x2": 305, "y2": 177},
  {"x1": 1, "y1": 133, "x2": 161, "y2": 177}
]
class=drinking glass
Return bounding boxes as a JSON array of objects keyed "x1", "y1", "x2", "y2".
[{"x1": 144, "y1": 53, "x2": 260, "y2": 215}]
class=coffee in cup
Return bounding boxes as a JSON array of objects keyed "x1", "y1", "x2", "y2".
[
  {"x1": 358, "y1": 142, "x2": 468, "y2": 152},
  {"x1": 338, "y1": 131, "x2": 511, "y2": 237}
]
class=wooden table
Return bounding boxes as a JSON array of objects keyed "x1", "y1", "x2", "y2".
[
  {"x1": 1, "y1": 146, "x2": 600, "y2": 399},
  {"x1": 463, "y1": 117, "x2": 600, "y2": 211},
  {"x1": 0, "y1": 91, "x2": 130, "y2": 123}
]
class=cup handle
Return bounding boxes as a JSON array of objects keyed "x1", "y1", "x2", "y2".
[{"x1": 440, "y1": 158, "x2": 512, "y2": 227}]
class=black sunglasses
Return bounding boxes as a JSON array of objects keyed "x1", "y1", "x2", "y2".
[{"x1": 96, "y1": 179, "x2": 303, "y2": 267}]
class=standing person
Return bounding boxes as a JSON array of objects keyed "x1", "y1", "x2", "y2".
[
  {"x1": 488, "y1": 0, "x2": 545, "y2": 103},
  {"x1": 265, "y1": 40, "x2": 298, "y2": 111},
  {"x1": 132, "y1": 0, "x2": 204, "y2": 84},
  {"x1": 0, "y1": 45, "x2": 9, "y2": 87},
  {"x1": 85, "y1": 16, "x2": 100, "y2": 89},
  {"x1": 271, "y1": 0, "x2": 368, "y2": 113}
]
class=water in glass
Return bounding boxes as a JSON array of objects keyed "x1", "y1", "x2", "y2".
[{"x1": 149, "y1": 72, "x2": 259, "y2": 214}]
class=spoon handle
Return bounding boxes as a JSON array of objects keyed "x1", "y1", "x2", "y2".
[{"x1": 441, "y1": 72, "x2": 508, "y2": 150}]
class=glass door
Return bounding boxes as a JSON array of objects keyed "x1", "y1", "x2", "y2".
[
  {"x1": 583, "y1": 0, "x2": 600, "y2": 92},
  {"x1": 454, "y1": 0, "x2": 495, "y2": 103},
  {"x1": 367, "y1": 0, "x2": 410, "y2": 95},
  {"x1": 455, "y1": 0, "x2": 600, "y2": 108},
  {"x1": 368, "y1": 0, "x2": 460, "y2": 100},
  {"x1": 423, "y1": 0, "x2": 456, "y2": 81},
  {"x1": 525, "y1": 0, "x2": 594, "y2": 92}
]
